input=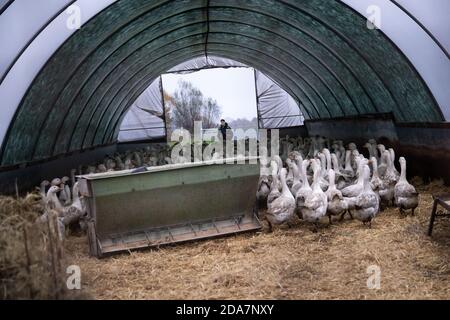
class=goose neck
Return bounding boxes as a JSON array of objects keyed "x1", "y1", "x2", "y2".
[
  {"x1": 357, "y1": 164, "x2": 365, "y2": 184},
  {"x1": 312, "y1": 166, "x2": 321, "y2": 191},
  {"x1": 280, "y1": 172, "x2": 290, "y2": 195},
  {"x1": 302, "y1": 163, "x2": 310, "y2": 188},
  {"x1": 371, "y1": 158, "x2": 379, "y2": 178},
  {"x1": 325, "y1": 151, "x2": 331, "y2": 171},
  {"x1": 292, "y1": 163, "x2": 300, "y2": 183},
  {"x1": 72, "y1": 183, "x2": 80, "y2": 201},
  {"x1": 400, "y1": 161, "x2": 407, "y2": 182},
  {"x1": 363, "y1": 167, "x2": 372, "y2": 191},
  {"x1": 328, "y1": 170, "x2": 336, "y2": 188}
]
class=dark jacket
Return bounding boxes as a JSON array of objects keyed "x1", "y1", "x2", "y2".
[{"x1": 219, "y1": 122, "x2": 231, "y2": 138}]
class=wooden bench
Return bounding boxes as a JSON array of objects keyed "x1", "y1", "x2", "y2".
[{"x1": 427, "y1": 194, "x2": 450, "y2": 236}]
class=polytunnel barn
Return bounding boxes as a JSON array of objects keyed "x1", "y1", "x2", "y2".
[{"x1": 0, "y1": 0, "x2": 449, "y2": 300}]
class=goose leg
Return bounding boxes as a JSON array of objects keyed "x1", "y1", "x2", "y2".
[
  {"x1": 311, "y1": 222, "x2": 319, "y2": 233},
  {"x1": 328, "y1": 215, "x2": 332, "y2": 225},
  {"x1": 348, "y1": 211, "x2": 354, "y2": 220},
  {"x1": 266, "y1": 220, "x2": 273, "y2": 233}
]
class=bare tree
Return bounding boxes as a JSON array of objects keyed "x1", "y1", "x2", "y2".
[
  {"x1": 170, "y1": 80, "x2": 222, "y2": 133},
  {"x1": 202, "y1": 97, "x2": 221, "y2": 129}
]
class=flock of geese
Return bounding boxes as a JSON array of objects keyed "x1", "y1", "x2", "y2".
[
  {"x1": 37, "y1": 178, "x2": 86, "y2": 240},
  {"x1": 36, "y1": 136, "x2": 420, "y2": 239},
  {"x1": 257, "y1": 137, "x2": 419, "y2": 232},
  {"x1": 80, "y1": 144, "x2": 174, "y2": 174}
]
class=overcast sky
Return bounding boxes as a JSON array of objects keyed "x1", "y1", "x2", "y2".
[{"x1": 162, "y1": 67, "x2": 258, "y2": 121}]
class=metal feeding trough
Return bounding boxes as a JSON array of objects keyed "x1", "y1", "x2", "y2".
[{"x1": 78, "y1": 157, "x2": 261, "y2": 257}]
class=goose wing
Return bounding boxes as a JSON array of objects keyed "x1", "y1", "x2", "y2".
[
  {"x1": 304, "y1": 193, "x2": 324, "y2": 210},
  {"x1": 395, "y1": 183, "x2": 418, "y2": 198},
  {"x1": 341, "y1": 184, "x2": 362, "y2": 197},
  {"x1": 268, "y1": 197, "x2": 295, "y2": 215},
  {"x1": 355, "y1": 193, "x2": 378, "y2": 209}
]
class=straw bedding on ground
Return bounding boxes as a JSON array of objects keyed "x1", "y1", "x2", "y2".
[
  {"x1": 0, "y1": 194, "x2": 86, "y2": 299},
  {"x1": 64, "y1": 180, "x2": 450, "y2": 300}
]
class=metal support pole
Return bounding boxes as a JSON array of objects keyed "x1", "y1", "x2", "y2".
[
  {"x1": 204, "y1": 0, "x2": 210, "y2": 64},
  {"x1": 159, "y1": 76, "x2": 168, "y2": 142},
  {"x1": 253, "y1": 68, "x2": 261, "y2": 130}
]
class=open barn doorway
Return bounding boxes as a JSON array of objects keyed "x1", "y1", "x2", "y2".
[
  {"x1": 162, "y1": 66, "x2": 258, "y2": 141},
  {"x1": 117, "y1": 56, "x2": 304, "y2": 144}
]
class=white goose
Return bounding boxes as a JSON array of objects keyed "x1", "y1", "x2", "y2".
[
  {"x1": 301, "y1": 160, "x2": 328, "y2": 232},
  {"x1": 317, "y1": 152, "x2": 329, "y2": 191},
  {"x1": 363, "y1": 142, "x2": 377, "y2": 160},
  {"x1": 58, "y1": 176, "x2": 71, "y2": 206},
  {"x1": 379, "y1": 151, "x2": 397, "y2": 207},
  {"x1": 345, "y1": 165, "x2": 379, "y2": 227},
  {"x1": 266, "y1": 168, "x2": 296, "y2": 231},
  {"x1": 394, "y1": 157, "x2": 419, "y2": 215},
  {"x1": 40, "y1": 185, "x2": 66, "y2": 240},
  {"x1": 342, "y1": 150, "x2": 354, "y2": 178},
  {"x1": 295, "y1": 159, "x2": 312, "y2": 219},
  {"x1": 267, "y1": 161, "x2": 281, "y2": 205},
  {"x1": 39, "y1": 180, "x2": 50, "y2": 203},
  {"x1": 285, "y1": 158, "x2": 295, "y2": 189},
  {"x1": 62, "y1": 182, "x2": 86, "y2": 226},
  {"x1": 331, "y1": 153, "x2": 351, "y2": 189},
  {"x1": 256, "y1": 175, "x2": 271, "y2": 207},
  {"x1": 326, "y1": 169, "x2": 348, "y2": 224},
  {"x1": 46, "y1": 185, "x2": 63, "y2": 212},
  {"x1": 287, "y1": 159, "x2": 301, "y2": 196},
  {"x1": 341, "y1": 159, "x2": 366, "y2": 198},
  {"x1": 389, "y1": 148, "x2": 400, "y2": 177},
  {"x1": 323, "y1": 148, "x2": 333, "y2": 173},
  {"x1": 51, "y1": 178, "x2": 61, "y2": 187},
  {"x1": 369, "y1": 157, "x2": 383, "y2": 192},
  {"x1": 377, "y1": 144, "x2": 387, "y2": 176}
]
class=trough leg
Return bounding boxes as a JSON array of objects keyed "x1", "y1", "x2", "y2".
[{"x1": 427, "y1": 199, "x2": 438, "y2": 236}]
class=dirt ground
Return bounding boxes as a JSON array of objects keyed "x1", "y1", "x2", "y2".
[{"x1": 65, "y1": 181, "x2": 450, "y2": 300}]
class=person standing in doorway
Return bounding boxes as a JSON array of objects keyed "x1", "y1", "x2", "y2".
[{"x1": 218, "y1": 119, "x2": 231, "y2": 141}]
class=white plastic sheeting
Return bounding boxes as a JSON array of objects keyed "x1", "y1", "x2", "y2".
[
  {"x1": 341, "y1": 0, "x2": 450, "y2": 120},
  {"x1": 255, "y1": 70, "x2": 304, "y2": 129},
  {"x1": 166, "y1": 55, "x2": 247, "y2": 74},
  {"x1": 0, "y1": 0, "x2": 117, "y2": 150},
  {"x1": 0, "y1": 0, "x2": 73, "y2": 81},
  {"x1": 118, "y1": 77, "x2": 166, "y2": 142},
  {"x1": 118, "y1": 56, "x2": 303, "y2": 142}
]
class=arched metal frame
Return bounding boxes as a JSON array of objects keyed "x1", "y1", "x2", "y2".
[
  {"x1": 390, "y1": 0, "x2": 449, "y2": 59},
  {"x1": 0, "y1": 0, "x2": 444, "y2": 166}
]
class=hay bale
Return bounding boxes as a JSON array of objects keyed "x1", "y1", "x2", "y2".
[{"x1": 0, "y1": 194, "x2": 85, "y2": 299}]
